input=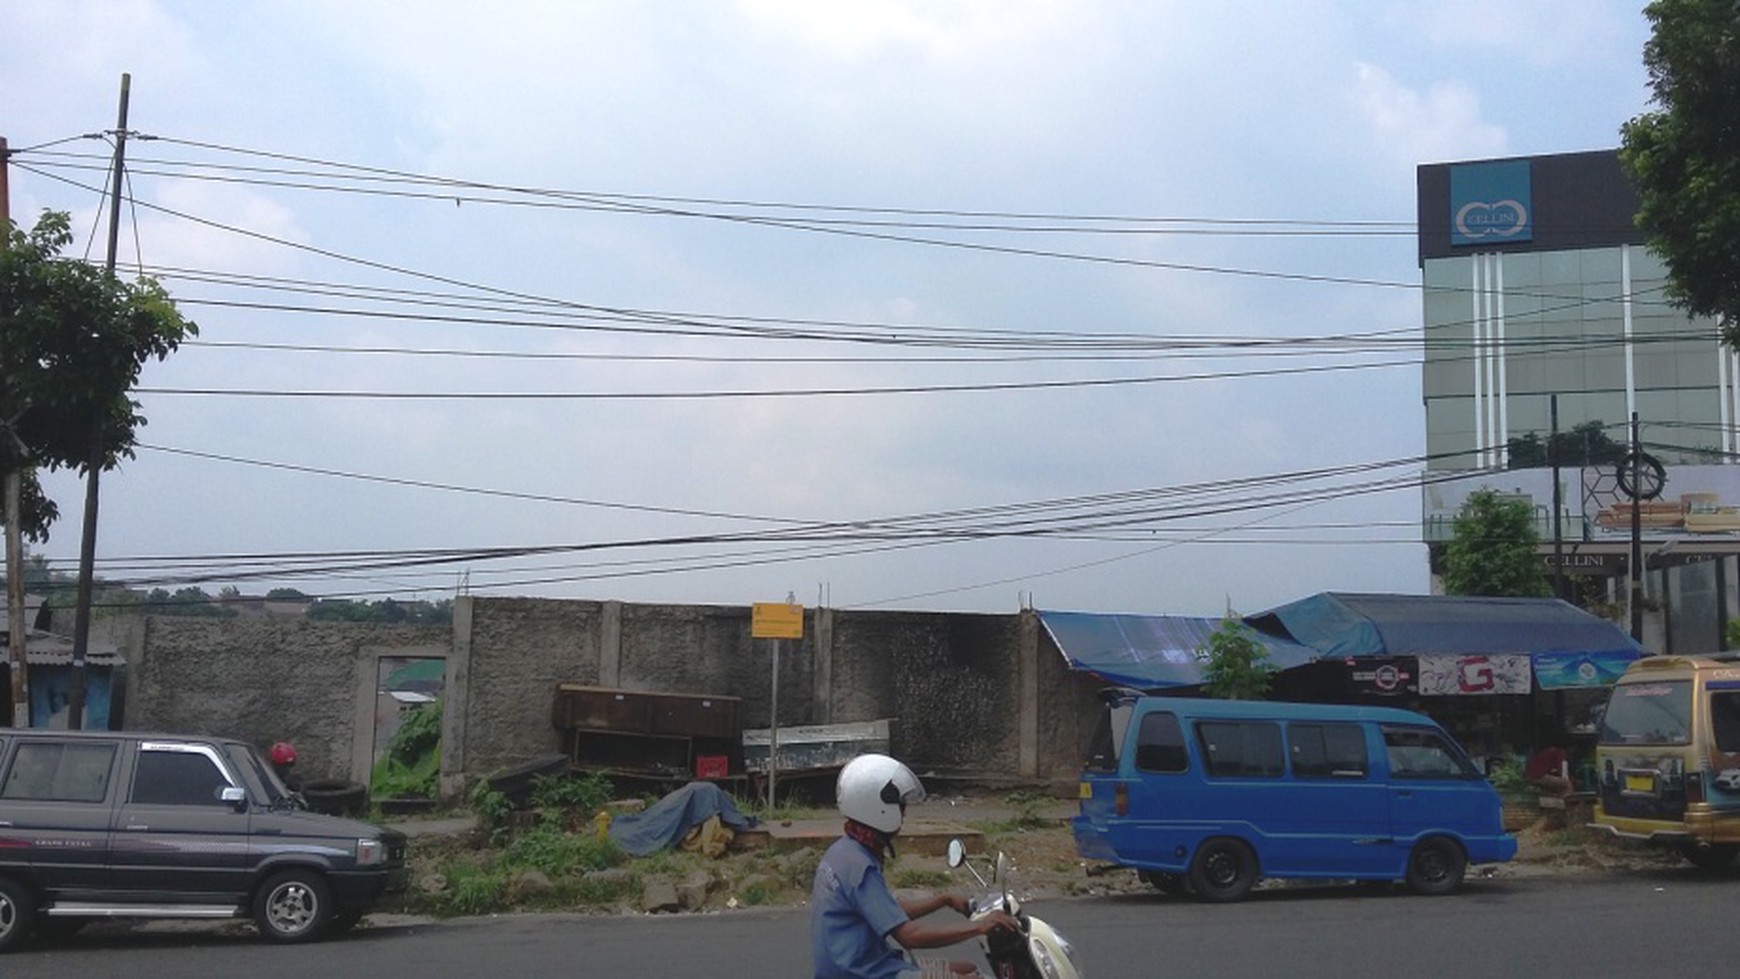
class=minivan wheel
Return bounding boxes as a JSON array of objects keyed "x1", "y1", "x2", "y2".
[
  {"x1": 1405, "y1": 838, "x2": 1467, "y2": 896},
  {"x1": 0, "y1": 877, "x2": 37, "y2": 953},
  {"x1": 1188, "y1": 838, "x2": 1258, "y2": 902},
  {"x1": 254, "y1": 870, "x2": 332, "y2": 943}
]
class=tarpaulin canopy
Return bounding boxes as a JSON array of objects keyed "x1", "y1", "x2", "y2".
[
  {"x1": 1244, "y1": 593, "x2": 1645, "y2": 690},
  {"x1": 1038, "y1": 610, "x2": 1319, "y2": 690}
]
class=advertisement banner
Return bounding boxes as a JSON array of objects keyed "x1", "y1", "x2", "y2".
[
  {"x1": 1532, "y1": 651, "x2": 1638, "y2": 689},
  {"x1": 1346, "y1": 657, "x2": 1417, "y2": 697},
  {"x1": 1417, "y1": 653, "x2": 1533, "y2": 696}
]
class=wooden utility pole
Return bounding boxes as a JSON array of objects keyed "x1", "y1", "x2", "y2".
[
  {"x1": 3, "y1": 133, "x2": 30, "y2": 728},
  {"x1": 68, "y1": 73, "x2": 132, "y2": 730}
]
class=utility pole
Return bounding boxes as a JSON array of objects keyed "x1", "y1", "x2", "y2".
[
  {"x1": 68, "y1": 73, "x2": 131, "y2": 730},
  {"x1": 2, "y1": 133, "x2": 29, "y2": 728}
]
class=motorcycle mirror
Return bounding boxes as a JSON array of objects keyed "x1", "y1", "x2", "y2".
[
  {"x1": 946, "y1": 838, "x2": 966, "y2": 868},
  {"x1": 995, "y1": 852, "x2": 1011, "y2": 886}
]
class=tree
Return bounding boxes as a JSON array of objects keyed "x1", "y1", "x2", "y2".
[
  {"x1": 1196, "y1": 616, "x2": 1274, "y2": 700},
  {"x1": 2, "y1": 209, "x2": 197, "y2": 715},
  {"x1": 1620, "y1": 1, "x2": 1740, "y2": 346},
  {"x1": 1442, "y1": 489, "x2": 1552, "y2": 598},
  {"x1": 1505, "y1": 421, "x2": 1627, "y2": 469}
]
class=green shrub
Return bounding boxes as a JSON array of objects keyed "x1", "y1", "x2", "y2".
[{"x1": 502, "y1": 825, "x2": 621, "y2": 876}]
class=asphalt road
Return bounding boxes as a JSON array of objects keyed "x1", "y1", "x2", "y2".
[{"x1": 7, "y1": 868, "x2": 1740, "y2": 978}]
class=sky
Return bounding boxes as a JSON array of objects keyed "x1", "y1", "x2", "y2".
[{"x1": 2, "y1": 1, "x2": 1656, "y2": 616}]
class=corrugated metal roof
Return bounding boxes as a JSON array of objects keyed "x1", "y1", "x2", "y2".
[{"x1": 1246, "y1": 592, "x2": 1646, "y2": 658}]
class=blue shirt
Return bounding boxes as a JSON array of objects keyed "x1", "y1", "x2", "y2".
[{"x1": 811, "y1": 835, "x2": 912, "y2": 979}]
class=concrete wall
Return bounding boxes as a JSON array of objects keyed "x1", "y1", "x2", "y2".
[
  {"x1": 127, "y1": 616, "x2": 448, "y2": 784},
  {"x1": 116, "y1": 597, "x2": 1106, "y2": 797}
]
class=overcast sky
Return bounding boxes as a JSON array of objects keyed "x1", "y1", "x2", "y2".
[{"x1": 3, "y1": 1, "x2": 1654, "y2": 616}]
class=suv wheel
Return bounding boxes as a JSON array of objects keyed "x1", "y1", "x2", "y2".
[
  {"x1": 254, "y1": 870, "x2": 332, "y2": 943},
  {"x1": 1188, "y1": 838, "x2": 1258, "y2": 902},
  {"x1": 0, "y1": 878, "x2": 37, "y2": 953}
]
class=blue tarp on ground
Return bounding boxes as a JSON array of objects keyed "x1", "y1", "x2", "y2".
[
  {"x1": 1038, "y1": 611, "x2": 1319, "y2": 690},
  {"x1": 1244, "y1": 592, "x2": 1646, "y2": 660},
  {"x1": 606, "y1": 782, "x2": 758, "y2": 857}
]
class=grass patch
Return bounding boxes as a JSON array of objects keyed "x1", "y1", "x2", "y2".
[{"x1": 889, "y1": 867, "x2": 953, "y2": 889}]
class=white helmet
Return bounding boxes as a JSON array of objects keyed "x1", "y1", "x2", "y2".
[{"x1": 837, "y1": 753, "x2": 924, "y2": 834}]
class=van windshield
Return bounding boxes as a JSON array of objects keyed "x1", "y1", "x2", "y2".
[{"x1": 1599, "y1": 681, "x2": 1692, "y2": 745}]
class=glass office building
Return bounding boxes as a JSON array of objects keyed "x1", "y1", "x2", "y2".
[{"x1": 1416, "y1": 150, "x2": 1736, "y2": 653}]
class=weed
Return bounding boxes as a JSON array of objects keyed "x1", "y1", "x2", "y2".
[
  {"x1": 531, "y1": 772, "x2": 613, "y2": 814},
  {"x1": 443, "y1": 864, "x2": 507, "y2": 916},
  {"x1": 503, "y1": 825, "x2": 621, "y2": 876}
]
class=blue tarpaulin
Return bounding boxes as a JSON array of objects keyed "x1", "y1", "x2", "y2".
[
  {"x1": 1246, "y1": 593, "x2": 1645, "y2": 659},
  {"x1": 1038, "y1": 611, "x2": 1319, "y2": 690},
  {"x1": 606, "y1": 782, "x2": 758, "y2": 857}
]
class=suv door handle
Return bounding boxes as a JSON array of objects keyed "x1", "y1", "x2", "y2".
[{"x1": 124, "y1": 824, "x2": 150, "y2": 831}]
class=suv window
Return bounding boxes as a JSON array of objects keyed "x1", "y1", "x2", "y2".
[
  {"x1": 1383, "y1": 726, "x2": 1478, "y2": 779},
  {"x1": 1196, "y1": 721, "x2": 1284, "y2": 778},
  {"x1": 1134, "y1": 711, "x2": 1188, "y2": 773},
  {"x1": 1710, "y1": 689, "x2": 1740, "y2": 753},
  {"x1": 132, "y1": 746, "x2": 234, "y2": 806},
  {"x1": 1600, "y1": 680, "x2": 1692, "y2": 745},
  {"x1": 2, "y1": 740, "x2": 118, "y2": 802},
  {"x1": 1288, "y1": 722, "x2": 1369, "y2": 778}
]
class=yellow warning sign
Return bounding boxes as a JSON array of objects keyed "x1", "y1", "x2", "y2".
[{"x1": 752, "y1": 602, "x2": 804, "y2": 640}]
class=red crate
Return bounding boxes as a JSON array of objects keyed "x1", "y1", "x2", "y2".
[{"x1": 695, "y1": 755, "x2": 729, "y2": 779}]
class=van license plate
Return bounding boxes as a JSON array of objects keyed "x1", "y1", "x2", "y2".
[
  {"x1": 1624, "y1": 773, "x2": 1655, "y2": 793},
  {"x1": 1078, "y1": 782, "x2": 1092, "y2": 800}
]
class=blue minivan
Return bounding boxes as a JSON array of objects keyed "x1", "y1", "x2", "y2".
[{"x1": 1073, "y1": 693, "x2": 1516, "y2": 900}]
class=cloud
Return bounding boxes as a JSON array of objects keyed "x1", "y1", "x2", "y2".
[{"x1": 1352, "y1": 62, "x2": 1507, "y2": 167}]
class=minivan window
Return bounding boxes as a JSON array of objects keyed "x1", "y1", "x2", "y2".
[
  {"x1": 1382, "y1": 726, "x2": 1477, "y2": 779},
  {"x1": 1086, "y1": 703, "x2": 1134, "y2": 772},
  {"x1": 1196, "y1": 721, "x2": 1284, "y2": 778},
  {"x1": 2, "y1": 741, "x2": 117, "y2": 802},
  {"x1": 1288, "y1": 722, "x2": 1369, "y2": 778},
  {"x1": 1599, "y1": 680, "x2": 1693, "y2": 745},
  {"x1": 1712, "y1": 688, "x2": 1740, "y2": 753},
  {"x1": 1135, "y1": 711, "x2": 1188, "y2": 773},
  {"x1": 132, "y1": 748, "x2": 234, "y2": 806}
]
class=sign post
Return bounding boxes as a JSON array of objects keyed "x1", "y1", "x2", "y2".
[{"x1": 752, "y1": 598, "x2": 804, "y2": 809}]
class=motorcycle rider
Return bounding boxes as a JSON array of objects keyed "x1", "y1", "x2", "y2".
[
  {"x1": 269, "y1": 741, "x2": 302, "y2": 792},
  {"x1": 811, "y1": 753, "x2": 1018, "y2": 979}
]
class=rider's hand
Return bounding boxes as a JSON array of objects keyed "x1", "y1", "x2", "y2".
[
  {"x1": 978, "y1": 910, "x2": 1021, "y2": 936},
  {"x1": 945, "y1": 893, "x2": 973, "y2": 916}
]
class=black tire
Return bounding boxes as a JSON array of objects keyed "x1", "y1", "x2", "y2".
[
  {"x1": 253, "y1": 869, "x2": 333, "y2": 944},
  {"x1": 301, "y1": 779, "x2": 369, "y2": 816},
  {"x1": 1138, "y1": 870, "x2": 1193, "y2": 897},
  {"x1": 1680, "y1": 843, "x2": 1739, "y2": 872},
  {"x1": 0, "y1": 877, "x2": 37, "y2": 953},
  {"x1": 1405, "y1": 837, "x2": 1467, "y2": 896},
  {"x1": 1188, "y1": 838, "x2": 1258, "y2": 903}
]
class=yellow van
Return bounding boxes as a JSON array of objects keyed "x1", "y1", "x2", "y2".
[{"x1": 1592, "y1": 654, "x2": 1740, "y2": 868}]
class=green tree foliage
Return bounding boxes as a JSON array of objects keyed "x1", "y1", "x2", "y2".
[
  {"x1": 307, "y1": 597, "x2": 453, "y2": 625},
  {"x1": 1506, "y1": 421, "x2": 1627, "y2": 469},
  {"x1": 1, "y1": 211, "x2": 197, "y2": 498},
  {"x1": 142, "y1": 586, "x2": 236, "y2": 618},
  {"x1": 1196, "y1": 616, "x2": 1273, "y2": 700},
  {"x1": 1443, "y1": 489, "x2": 1552, "y2": 598},
  {"x1": 1621, "y1": 1, "x2": 1740, "y2": 344}
]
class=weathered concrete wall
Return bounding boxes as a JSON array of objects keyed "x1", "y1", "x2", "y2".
[
  {"x1": 128, "y1": 617, "x2": 448, "y2": 783},
  {"x1": 450, "y1": 597, "x2": 603, "y2": 779}
]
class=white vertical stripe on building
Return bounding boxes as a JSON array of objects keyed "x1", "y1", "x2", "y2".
[
  {"x1": 1720, "y1": 320, "x2": 1734, "y2": 455},
  {"x1": 1471, "y1": 257, "x2": 1486, "y2": 466},
  {"x1": 1495, "y1": 254, "x2": 1509, "y2": 467},
  {"x1": 1622, "y1": 245, "x2": 1636, "y2": 420}
]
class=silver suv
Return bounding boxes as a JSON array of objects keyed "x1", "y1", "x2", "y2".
[{"x1": 0, "y1": 729, "x2": 408, "y2": 950}]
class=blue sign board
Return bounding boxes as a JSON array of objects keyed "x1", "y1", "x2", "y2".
[
  {"x1": 1532, "y1": 651, "x2": 1636, "y2": 689},
  {"x1": 1450, "y1": 160, "x2": 1532, "y2": 246}
]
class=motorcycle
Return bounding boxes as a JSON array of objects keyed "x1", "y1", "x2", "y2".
[{"x1": 946, "y1": 838, "x2": 1085, "y2": 979}]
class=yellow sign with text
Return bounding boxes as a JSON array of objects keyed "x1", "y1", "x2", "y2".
[{"x1": 752, "y1": 602, "x2": 804, "y2": 640}]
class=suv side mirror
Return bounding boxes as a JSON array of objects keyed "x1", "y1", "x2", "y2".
[{"x1": 221, "y1": 785, "x2": 248, "y2": 812}]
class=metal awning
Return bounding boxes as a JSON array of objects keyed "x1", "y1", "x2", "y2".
[{"x1": 1038, "y1": 610, "x2": 1318, "y2": 690}]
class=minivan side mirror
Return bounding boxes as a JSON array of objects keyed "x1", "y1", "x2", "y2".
[{"x1": 221, "y1": 785, "x2": 248, "y2": 811}]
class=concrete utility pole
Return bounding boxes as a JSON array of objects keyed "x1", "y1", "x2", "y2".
[
  {"x1": 1630, "y1": 412, "x2": 1644, "y2": 642},
  {"x1": 68, "y1": 73, "x2": 132, "y2": 730},
  {"x1": 3, "y1": 133, "x2": 30, "y2": 727}
]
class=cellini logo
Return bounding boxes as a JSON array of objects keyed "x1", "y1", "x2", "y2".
[{"x1": 1454, "y1": 199, "x2": 1529, "y2": 239}]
